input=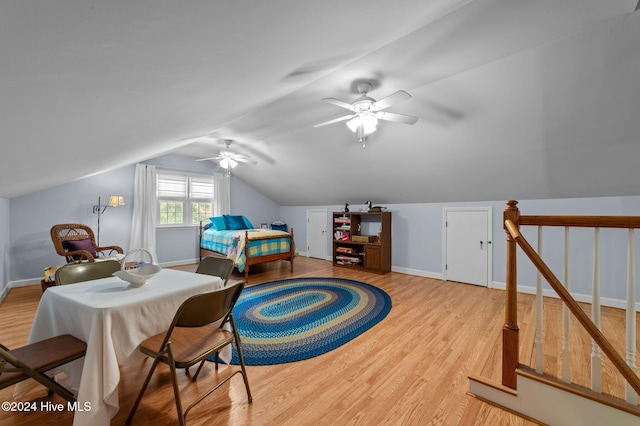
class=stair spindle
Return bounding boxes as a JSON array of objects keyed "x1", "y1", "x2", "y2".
[
  {"x1": 562, "y1": 227, "x2": 571, "y2": 383},
  {"x1": 535, "y1": 226, "x2": 544, "y2": 374},
  {"x1": 626, "y1": 229, "x2": 638, "y2": 405},
  {"x1": 591, "y1": 227, "x2": 602, "y2": 393}
]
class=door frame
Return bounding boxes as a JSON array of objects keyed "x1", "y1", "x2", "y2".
[
  {"x1": 306, "y1": 209, "x2": 328, "y2": 260},
  {"x1": 442, "y1": 207, "x2": 493, "y2": 287}
]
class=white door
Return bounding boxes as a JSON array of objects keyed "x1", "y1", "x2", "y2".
[
  {"x1": 443, "y1": 208, "x2": 492, "y2": 287},
  {"x1": 306, "y1": 209, "x2": 327, "y2": 260}
]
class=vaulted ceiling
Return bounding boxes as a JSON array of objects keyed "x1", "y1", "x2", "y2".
[{"x1": 2, "y1": 1, "x2": 639, "y2": 205}]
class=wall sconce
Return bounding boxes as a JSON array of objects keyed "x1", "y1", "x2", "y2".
[{"x1": 93, "y1": 195, "x2": 125, "y2": 246}]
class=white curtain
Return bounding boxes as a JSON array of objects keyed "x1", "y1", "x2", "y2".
[
  {"x1": 213, "y1": 173, "x2": 230, "y2": 216},
  {"x1": 129, "y1": 164, "x2": 157, "y2": 261}
]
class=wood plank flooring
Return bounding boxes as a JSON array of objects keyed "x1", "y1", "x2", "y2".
[{"x1": 0, "y1": 258, "x2": 539, "y2": 425}]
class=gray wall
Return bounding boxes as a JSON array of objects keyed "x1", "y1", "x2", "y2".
[
  {"x1": 3, "y1": 156, "x2": 639, "y2": 309},
  {"x1": 144, "y1": 154, "x2": 281, "y2": 265},
  {"x1": 9, "y1": 166, "x2": 136, "y2": 282},
  {"x1": 4, "y1": 153, "x2": 280, "y2": 283},
  {"x1": 281, "y1": 196, "x2": 640, "y2": 307},
  {"x1": 0, "y1": 197, "x2": 9, "y2": 298}
]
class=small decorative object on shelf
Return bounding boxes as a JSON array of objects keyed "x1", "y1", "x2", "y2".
[
  {"x1": 344, "y1": 203, "x2": 350, "y2": 212},
  {"x1": 365, "y1": 200, "x2": 386, "y2": 213}
]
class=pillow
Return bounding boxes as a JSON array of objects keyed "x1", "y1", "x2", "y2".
[
  {"x1": 223, "y1": 214, "x2": 248, "y2": 230},
  {"x1": 242, "y1": 216, "x2": 254, "y2": 229},
  {"x1": 62, "y1": 238, "x2": 97, "y2": 260},
  {"x1": 271, "y1": 223, "x2": 288, "y2": 232},
  {"x1": 209, "y1": 216, "x2": 227, "y2": 231}
]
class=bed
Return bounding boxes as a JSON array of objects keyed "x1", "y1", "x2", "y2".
[{"x1": 199, "y1": 215, "x2": 294, "y2": 282}]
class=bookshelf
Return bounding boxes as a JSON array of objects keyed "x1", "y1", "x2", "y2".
[{"x1": 332, "y1": 211, "x2": 391, "y2": 274}]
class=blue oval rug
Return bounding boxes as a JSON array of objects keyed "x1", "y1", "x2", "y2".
[{"x1": 214, "y1": 277, "x2": 392, "y2": 365}]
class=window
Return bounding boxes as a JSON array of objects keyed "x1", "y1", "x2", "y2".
[{"x1": 157, "y1": 172, "x2": 213, "y2": 226}]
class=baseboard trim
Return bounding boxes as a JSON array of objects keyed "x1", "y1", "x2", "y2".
[
  {"x1": 491, "y1": 281, "x2": 640, "y2": 311},
  {"x1": 391, "y1": 266, "x2": 443, "y2": 280},
  {"x1": 157, "y1": 258, "x2": 199, "y2": 268}
]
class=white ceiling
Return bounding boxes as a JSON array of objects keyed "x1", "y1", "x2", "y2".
[{"x1": 1, "y1": 1, "x2": 639, "y2": 205}]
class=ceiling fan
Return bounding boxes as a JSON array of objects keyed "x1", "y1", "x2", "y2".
[
  {"x1": 195, "y1": 140, "x2": 256, "y2": 175},
  {"x1": 313, "y1": 82, "x2": 419, "y2": 147}
]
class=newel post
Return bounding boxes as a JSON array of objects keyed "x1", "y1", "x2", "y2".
[{"x1": 503, "y1": 200, "x2": 520, "y2": 389}]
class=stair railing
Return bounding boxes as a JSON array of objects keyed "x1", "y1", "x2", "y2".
[{"x1": 502, "y1": 200, "x2": 640, "y2": 401}]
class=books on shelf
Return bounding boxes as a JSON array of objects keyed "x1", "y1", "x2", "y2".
[
  {"x1": 336, "y1": 255, "x2": 361, "y2": 265},
  {"x1": 334, "y1": 230, "x2": 350, "y2": 241},
  {"x1": 336, "y1": 246, "x2": 356, "y2": 254}
]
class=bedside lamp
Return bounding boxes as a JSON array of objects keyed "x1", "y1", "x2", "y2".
[{"x1": 93, "y1": 195, "x2": 125, "y2": 246}]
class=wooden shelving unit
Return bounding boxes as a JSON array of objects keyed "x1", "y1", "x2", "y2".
[{"x1": 332, "y1": 211, "x2": 391, "y2": 274}]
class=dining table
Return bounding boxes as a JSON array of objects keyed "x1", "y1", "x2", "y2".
[{"x1": 25, "y1": 268, "x2": 225, "y2": 426}]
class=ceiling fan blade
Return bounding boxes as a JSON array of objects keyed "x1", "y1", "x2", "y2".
[
  {"x1": 313, "y1": 114, "x2": 356, "y2": 128},
  {"x1": 195, "y1": 155, "x2": 223, "y2": 162},
  {"x1": 231, "y1": 153, "x2": 253, "y2": 161},
  {"x1": 375, "y1": 111, "x2": 419, "y2": 125},
  {"x1": 321, "y1": 98, "x2": 355, "y2": 111},
  {"x1": 372, "y1": 90, "x2": 412, "y2": 111},
  {"x1": 234, "y1": 157, "x2": 257, "y2": 164},
  {"x1": 180, "y1": 134, "x2": 216, "y2": 143}
]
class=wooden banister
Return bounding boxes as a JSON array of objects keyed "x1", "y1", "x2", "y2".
[
  {"x1": 520, "y1": 215, "x2": 640, "y2": 229},
  {"x1": 504, "y1": 219, "x2": 640, "y2": 396},
  {"x1": 502, "y1": 200, "x2": 520, "y2": 389}
]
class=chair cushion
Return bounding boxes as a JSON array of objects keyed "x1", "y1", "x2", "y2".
[
  {"x1": 140, "y1": 327, "x2": 234, "y2": 366},
  {"x1": 223, "y1": 215, "x2": 248, "y2": 230},
  {"x1": 209, "y1": 216, "x2": 227, "y2": 231},
  {"x1": 62, "y1": 238, "x2": 97, "y2": 259},
  {"x1": 3, "y1": 335, "x2": 86, "y2": 374}
]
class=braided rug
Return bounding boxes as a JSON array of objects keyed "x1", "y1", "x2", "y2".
[{"x1": 215, "y1": 277, "x2": 392, "y2": 365}]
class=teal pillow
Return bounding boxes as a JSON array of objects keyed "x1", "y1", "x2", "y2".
[
  {"x1": 224, "y1": 214, "x2": 248, "y2": 230},
  {"x1": 242, "y1": 216, "x2": 254, "y2": 229},
  {"x1": 271, "y1": 223, "x2": 288, "y2": 232},
  {"x1": 209, "y1": 216, "x2": 227, "y2": 231}
]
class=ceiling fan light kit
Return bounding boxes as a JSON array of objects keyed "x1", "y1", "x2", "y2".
[
  {"x1": 219, "y1": 158, "x2": 238, "y2": 170},
  {"x1": 195, "y1": 139, "x2": 256, "y2": 175},
  {"x1": 314, "y1": 81, "x2": 418, "y2": 148}
]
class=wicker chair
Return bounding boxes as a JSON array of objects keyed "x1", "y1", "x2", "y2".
[{"x1": 50, "y1": 223, "x2": 123, "y2": 263}]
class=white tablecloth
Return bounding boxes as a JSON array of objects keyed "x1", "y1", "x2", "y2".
[{"x1": 27, "y1": 268, "x2": 224, "y2": 426}]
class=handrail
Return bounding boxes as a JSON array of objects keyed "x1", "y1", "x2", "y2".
[
  {"x1": 504, "y1": 219, "x2": 640, "y2": 396},
  {"x1": 519, "y1": 215, "x2": 640, "y2": 229}
]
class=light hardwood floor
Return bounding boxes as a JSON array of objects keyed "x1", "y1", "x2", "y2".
[{"x1": 0, "y1": 257, "x2": 538, "y2": 425}]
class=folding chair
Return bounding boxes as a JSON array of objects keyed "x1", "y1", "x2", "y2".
[
  {"x1": 0, "y1": 334, "x2": 87, "y2": 402},
  {"x1": 195, "y1": 257, "x2": 234, "y2": 286},
  {"x1": 126, "y1": 281, "x2": 251, "y2": 425},
  {"x1": 54, "y1": 259, "x2": 121, "y2": 285}
]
